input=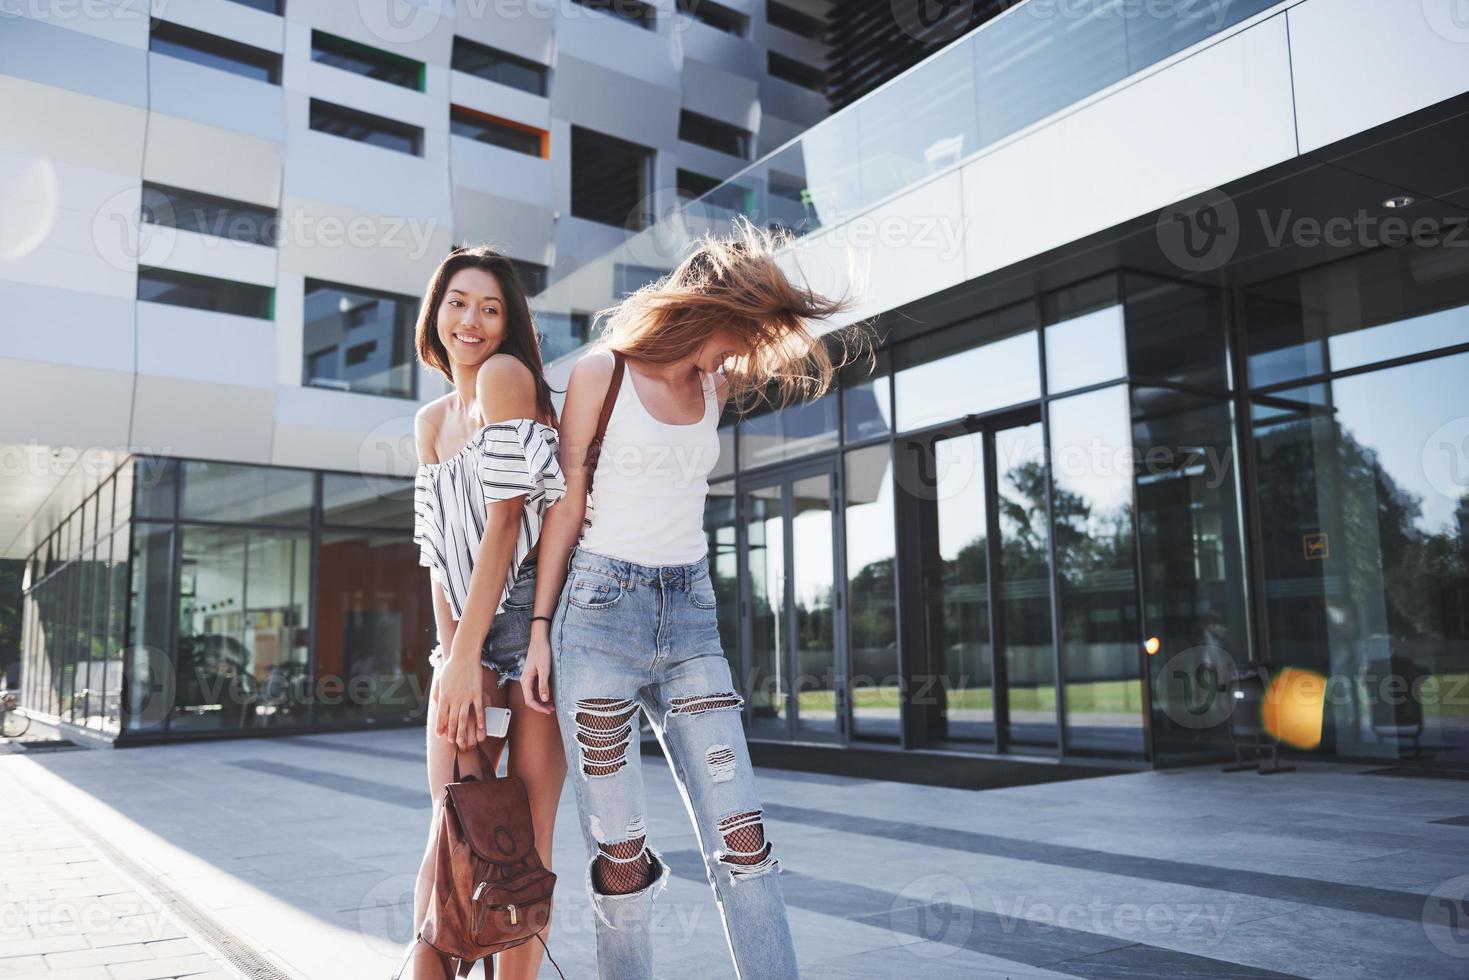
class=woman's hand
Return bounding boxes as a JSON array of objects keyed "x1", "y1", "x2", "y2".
[
  {"x1": 520, "y1": 632, "x2": 555, "y2": 715},
  {"x1": 434, "y1": 637, "x2": 485, "y2": 750}
]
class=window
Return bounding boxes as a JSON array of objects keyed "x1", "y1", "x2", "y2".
[
  {"x1": 535, "y1": 311, "x2": 592, "y2": 362},
  {"x1": 893, "y1": 302, "x2": 1040, "y2": 430},
  {"x1": 766, "y1": 0, "x2": 825, "y2": 39},
  {"x1": 571, "y1": 126, "x2": 653, "y2": 228},
  {"x1": 311, "y1": 30, "x2": 424, "y2": 90},
  {"x1": 141, "y1": 183, "x2": 277, "y2": 247},
  {"x1": 149, "y1": 20, "x2": 281, "y2": 83},
  {"x1": 572, "y1": 0, "x2": 656, "y2": 30},
  {"x1": 677, "y1": 0, "x2": 747, "y2": 35},
  {"x1": 137, "y1": 267, "x2": 273, "y2": 319},
  {"x1": 508, "y1": 259, "x2": 548, "y2": 296},
  {"x1": 451, "y1": 37, "x2": 548, "y2": 96},
  {"x1": 449, "y1": 106, "x2": 545, "y2": 157},
  {"x1": 676, "y1": 169, "x2": 722, "y2": 200},
  {"x1": 679, "y1": 110, "x2": 750, "y2": 159},
  {"x1": 345, "y1": 340, "x2": 377, "y2": 366},
  {"x1": 1042, "y1": 276, "x2": 1125, "y2": 395},
  {"x1": 310, "y1": 99, "x2": 423, "y2": 156},
  {"x1": 768, "y1": 51, "x2": 824, "y2": 91},
  {"x1": 302, "y1": 279, "x2": 417, "y2": 398}
]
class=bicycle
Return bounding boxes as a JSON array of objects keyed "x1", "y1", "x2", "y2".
[{"x1": 1, "y1": 690, "x2": 30, "y2": 739}]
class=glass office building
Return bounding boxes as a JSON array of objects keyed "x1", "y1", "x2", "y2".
[
  {"x1": 696, "y1": 238, "x2": 1468, "y2": 771},
  {"x1": 14, "y1": 2, "x2": 1467, "y2": 776},
  {"x1": 24, "y1": 233, "x2": 1464, "y2": 770},
  {"x1": 19, "y1": 460, "x2": 432, "y2": 740}
]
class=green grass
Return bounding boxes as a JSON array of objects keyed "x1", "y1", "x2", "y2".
[{"x1": 792, "y1": 679, "x2": 1144, "y2": 714}]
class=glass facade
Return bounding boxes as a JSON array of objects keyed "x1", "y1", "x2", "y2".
[
  {"x1": 21, "y1": 455, "x2": 433, "y2": 740},
  {"x1": 1244, "y1": 245, "x2": 1469, "y2": 767},
  {"x1": 701, "y1": 241, "x2": 1468, "y2": 769},
  {"x1": 16, "y1": 244, "x2": 1466, "y2": 770},
  {"x1": 21, "y1": 463, "x2": 131, "y2": 733}
]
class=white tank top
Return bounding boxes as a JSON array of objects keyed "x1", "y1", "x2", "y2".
[{"x1": 578, "y1": 355, "x2": 721, "y2": 566}]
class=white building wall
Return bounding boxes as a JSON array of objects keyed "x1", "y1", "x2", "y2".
[{"x1": 0, "y1": 0, "x2": 829, "y2": 556}]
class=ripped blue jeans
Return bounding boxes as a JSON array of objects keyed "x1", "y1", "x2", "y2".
[{"x1": 550, "y1": 546, "x2": 799, "y2": 980}]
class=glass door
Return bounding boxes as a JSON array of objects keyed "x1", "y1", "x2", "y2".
[
  {"x1": 740, "y1": 461, "x2": 844, "y2": 743},
  {"x1": 900, "y1": 409, "x2": 1054, "y2": 753}
]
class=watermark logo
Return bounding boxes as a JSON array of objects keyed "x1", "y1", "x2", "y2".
[
  {"x1": 1, "y1": 157, "x2": 59, "y2": 263},
  {"x1": 1154, "y1": 645, "x2": 1237, "y2": 731},
  {"x1": 358, "y1": 0, "x2": 443, "y2": 43},
  {"x1": 1423, "y1": 873, "x2": 1469, "y2": 958},
  {"x1": 993, "y1": 894, "x2": 1238, "y2": 946},
  {"x1": 1157, "y1": 188, "x2": 1240, "y2": 273},
  {"x1": 0, "y1": 0, "x2": 160, "y2": 24},
  {"x1": 91, "y1": 190, "x2": 442, "y2": 272},
  {"x1": 1421, "y1": 416, "x2": 1469, "y2": 502},
  {"x1": 889, "y1": 873, "x2": 975, "y2": 956},
  {"x1": 125, "y1": 645, "x2": 178, "y2": 729},
  {"x1": 1423, "y1": 0, "x2": 1469, "y2": 44},
  {"x1": 92, "y1": 186, "x2": 178, "y2": 271},
  {"x1": 355, "y1": 873, "x2": 420, "y2": 957},
  {"x1": 623, "y1": 188, "x2": 714, "y2": 270},
  {"x1": 890, "y1": 0, "x2": 977, "y2": 45},
  {"x1": 356, "y1": 414, "x2": 421, "y2": 501}
]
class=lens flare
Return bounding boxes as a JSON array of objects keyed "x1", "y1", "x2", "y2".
[
  {"x1": 1143, "y1": 636, "x2": 1162, "y2": 656},
  {"x1": 1262, "y1": 667, "x2": 1325, "y2": 749},
  {"x1": 0, "y1": 156, "x2": 59, "y2": 262}
]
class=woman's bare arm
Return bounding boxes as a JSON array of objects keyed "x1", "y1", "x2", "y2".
[
  {"x1": 520, "y1": 349, "x2": 615, "y2": 712},
  {"x1": 437, "y1": 353, "x2": 540, "y2": 749},
  {"x1": 415, "y1": 406, "x2": 458, "y2": 661}
]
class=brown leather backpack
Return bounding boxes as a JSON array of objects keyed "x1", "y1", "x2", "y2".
[{"x1": 393, "y1": 747, "x2": 563, "y2": 979}]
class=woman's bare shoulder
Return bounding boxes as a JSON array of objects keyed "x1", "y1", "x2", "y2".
[{"x1": 414, "y1": 395, "x2": 451, "y2": 465}]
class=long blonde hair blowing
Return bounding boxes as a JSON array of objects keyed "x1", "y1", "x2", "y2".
[{"x1": 597, "y1": 216, "x2": 873, "y2": 413}]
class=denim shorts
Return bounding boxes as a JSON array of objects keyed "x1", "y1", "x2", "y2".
[{"x1": 429, "y1": 558, "x2": 537, "y2": 688}]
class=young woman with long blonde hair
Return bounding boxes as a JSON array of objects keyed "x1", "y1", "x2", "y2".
[
  {"x1": 408, "y1": 246, "x2": 567, "y2": 979},
  {"x1": 518, "y1": 217, "x2": 866, "y2": 978}
]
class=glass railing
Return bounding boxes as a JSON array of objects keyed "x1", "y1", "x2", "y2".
[{"x1": 533, "y1": 0, "x2": 1283, "y2": 363}]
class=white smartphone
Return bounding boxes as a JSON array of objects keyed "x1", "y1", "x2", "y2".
[{"x1": 484, "y1": 706, "x2": 511, "y2": 739}]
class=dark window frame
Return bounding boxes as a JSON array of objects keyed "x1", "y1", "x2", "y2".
[
  {"x1": 677, "y1": 0, "x2": 748, "y2": 35},
  {"x1": 767, "y1": 50, "x2": 825, "y2": 91},
  {"x1": 309, "y1": 98, "x2": 424, "y2": 157},
  {"x1": 311, "y1": 30, "x2": 425, "y2": 91},
  {"x1": 141, "y1": 183, "x2": 278, "y2": 247},
  {"x1": 301, "y1": 277, "x2": 418, "y2": 400},
  {"x1": 765, "y1": 0, "x2": 826, "y2": 40},
  {"x1": 149, "y1": 19, "x2": 282, "y2": 84},
  {"x1": 679, "y1": 109, "x2": 751, "y2": 159},
  {"x1": 571, "y1": 125, "x2": 654, "y2": 229},
  {"x1": 571, "y1": 0, "x2": 657, "y2": 31},
  {"x1": 508, "y1": 259, "x2": 548, "y2": 296},
  {"x1": 223, "y1": 0, "x2": 284, "y2": 13},
  {"x1": 137, "y1": 266, "x2": 274, "y2": 320},
  {"x1": 449, "y1": 105, "x2": 546, "y2": 157},
  {"x1": 450, "y1": 36, "x2": 549, "y2": 96}
]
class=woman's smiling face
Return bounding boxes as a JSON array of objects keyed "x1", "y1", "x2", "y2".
[
  {"x1": 694, "y1": 326, "x2": 752, "y2": 374},
  {"x1": 436, "y1": 267, "x2": 507, "y2": 366}
]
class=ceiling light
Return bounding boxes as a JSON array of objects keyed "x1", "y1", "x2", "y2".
[{"x1": 1382, "y1": 195, "x2": 1416, "y2": 209}]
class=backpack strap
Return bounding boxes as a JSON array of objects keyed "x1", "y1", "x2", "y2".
[
  {"x1": 585, "y1": 350, "x2": 625, "y2": 496},
  {"x1": 452, "y1": 742, "x2": 492, "y2": 783}
]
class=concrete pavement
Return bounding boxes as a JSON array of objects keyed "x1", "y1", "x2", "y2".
[{"x1": 2, "y1": 728, "x2": 1467, "y2": 979}]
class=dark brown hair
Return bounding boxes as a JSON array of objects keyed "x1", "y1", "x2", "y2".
[
  {"x1": 415, "y1": 245, "x2": 557, "y2": 425},
  {"x1": 596, "y1": 216, "x2": 872, "y2": 413}
]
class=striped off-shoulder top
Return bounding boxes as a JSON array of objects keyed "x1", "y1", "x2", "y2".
[{"x1": 413, "y1": 418, "x2": 567, "y2": 631}]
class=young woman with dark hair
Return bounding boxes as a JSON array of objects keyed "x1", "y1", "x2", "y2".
[
  {"x1": 409, "y1": 245, "x2": 567, "y2": 979},
  {"x1": 518, "y1": 217, "x2": 868, "y2": 978}
]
